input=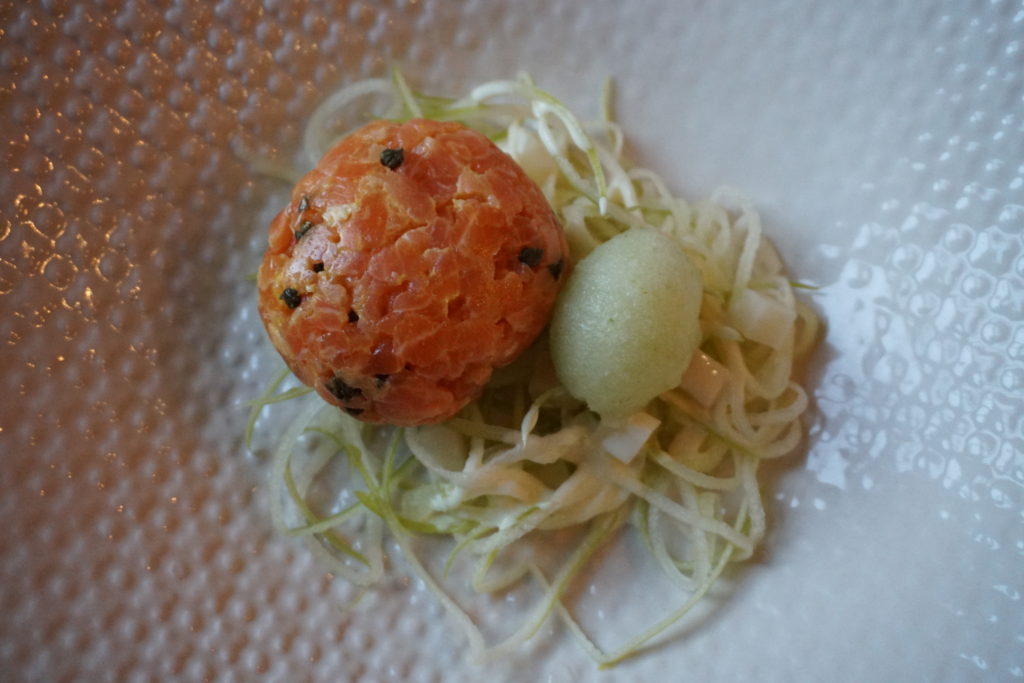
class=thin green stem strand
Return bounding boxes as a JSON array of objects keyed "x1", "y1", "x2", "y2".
[{"x1": 245, "y1": 365, "x2": 292, "y2": 450}]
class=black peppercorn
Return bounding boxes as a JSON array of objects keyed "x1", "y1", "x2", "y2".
[
  {"x1": 380, "y1": 147, "x2": 404, "y2": 170},
  {"x1": 280, "y1": 288, "x2": 302, "y2": 308},
  {"x1": 518, "y1": 246, "x2": 544, "y2": 268},
  {"x1": 548, "y1": 258, "x2": 564, "y2": 280},
  {"x1": 325, "y1": 376, "x2": 363, "y2": 402}
]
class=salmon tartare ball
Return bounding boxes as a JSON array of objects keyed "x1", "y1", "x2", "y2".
[{"x1": 257, "y1": 118, "x2": 569, "y2": 425}]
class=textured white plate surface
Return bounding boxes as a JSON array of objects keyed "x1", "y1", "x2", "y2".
[{"x1": 2, "y1": 1, "x2": 1022, "y2": 681}]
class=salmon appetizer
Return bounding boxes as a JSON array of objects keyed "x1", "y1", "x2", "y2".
[{"x1": 257, "y1": 118, "x2": 569, "y2": 425}]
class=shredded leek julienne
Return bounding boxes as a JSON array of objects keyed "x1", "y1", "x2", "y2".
[{"x1": 247, "y1": 70, "x2": 820, "y2": 668}]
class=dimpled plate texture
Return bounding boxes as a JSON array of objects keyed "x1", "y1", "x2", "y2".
[{"x1": 1, "y1": 0, "x2": 1022, "y2": 681}]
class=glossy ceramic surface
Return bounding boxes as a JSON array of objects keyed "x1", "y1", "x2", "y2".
[{"x1": 1, "y1": 1, "x2": 1021, "y2": 680}]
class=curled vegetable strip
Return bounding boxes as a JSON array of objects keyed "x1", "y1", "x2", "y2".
[
  {"x1": 251, "y1": 71, "x2": 820, "y2": 667},
  {"x1": 302, "y1": 77, "x2": 396, "y2": 166},
  {"x1": 268, "y1": 402, "x2": 385, "y2": 586}
]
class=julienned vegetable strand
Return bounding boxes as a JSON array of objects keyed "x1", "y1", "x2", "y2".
[{"x1": 249, "y1": 72, "x2": 818, "y2": 666}]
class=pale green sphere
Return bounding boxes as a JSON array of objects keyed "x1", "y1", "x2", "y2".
[{"x1": 550, "y1": 227, "x2": 703, "y2": 417}]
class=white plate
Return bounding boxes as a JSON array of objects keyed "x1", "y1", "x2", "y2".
[{"x1": 2, "y1": 1, "x2": 1022, "y2": 681}]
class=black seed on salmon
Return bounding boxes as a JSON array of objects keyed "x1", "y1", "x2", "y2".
[
  {"x1": 348, "y1": 310, "x2": 359, "y2": 323},
  {"x1": 380, "y1": 147, "x2": 404, "y2": 170},
  {"x1": 312, "y1": 261, "x2": 325, "y2": 273},
  {"x1": 548, "y1": 258, "x2": 564, "y2": 280},
  {"x1": 518, "y1": 246, "x2": 544, "y2": 268},
  {"x1": 325, "y1": 376, "x2": 363, "y2": 402},
  {"x1": 280, "y1": 288, "x2": 301, "y2": 308}
]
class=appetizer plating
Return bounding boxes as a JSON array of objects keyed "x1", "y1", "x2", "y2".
[{"x1": 248, "y1": 71, "x2": 819, "y2": 667}]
